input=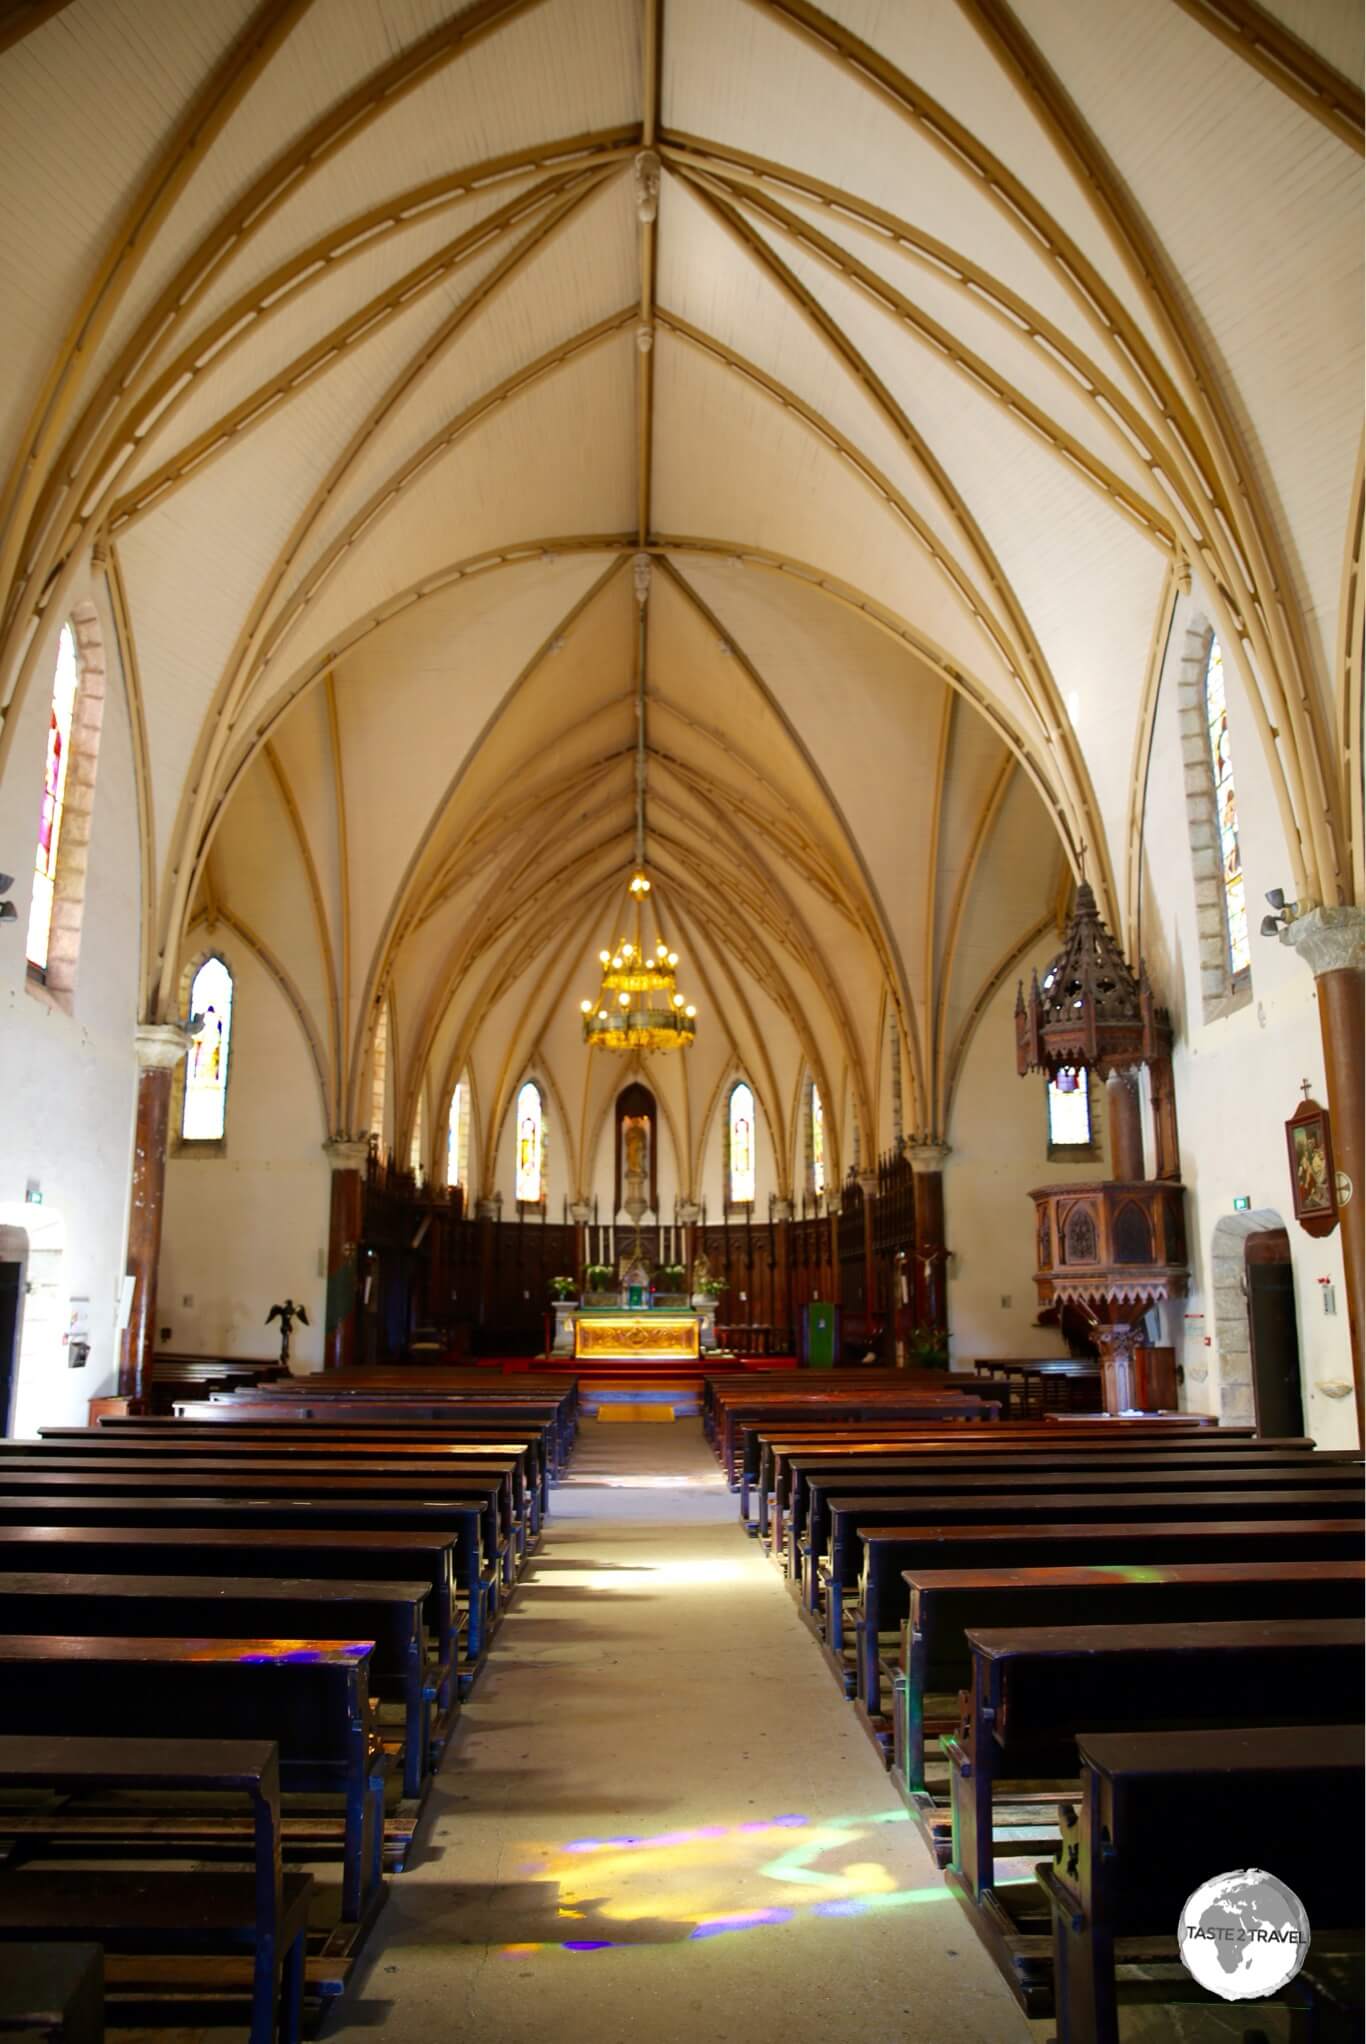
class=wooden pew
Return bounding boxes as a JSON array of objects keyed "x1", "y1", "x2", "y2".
[
  {"x1": 0, "y1": 1735, "x2": 311, "y2": 2044},
  {"x1": 0, "y1": 1485, "x2": 496, "y2": 1663},
  {"x1": 0, "y1": 1573, "x2": 434, "y2": 1801},
  {"x1": 889, "y1": 1557, "x2": 1366, "y2": 1840},
  {"x1": 1037, "y1": 1725, "x2": 1365, "y2": 2042},
  {"x1": 848, "y1": 1519, "x2": 1366, "y2": 1715},
  {"x1": 943, "y1": 1619, "x2": 1366, "y2": 2012},
  {"x1": 779, "y1": 1444, "x2": 1354, "y2": 1582},
  {"x1": 811, "y1": 1468, "x2": 1365, "y2": 1626},
  {"x1": 0, "y1": 1943, "x2": 103, "y2": 2044},
  {"x1": 826, "y1": 1485, "x2": 1366, "y2": 1688},
  {"x1": 0, "y1": 1527, "x2": 461, "y2": 1704},
  {"x1": 0, "y1": 1637, "x2": 383, "y2": 1929}
]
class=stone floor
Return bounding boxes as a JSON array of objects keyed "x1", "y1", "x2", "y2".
[{"x1": 327, "y1": 1419, "x2": 1031, "y2": 2044}]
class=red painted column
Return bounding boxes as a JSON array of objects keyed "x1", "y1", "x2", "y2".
[
  {"x1": 120, "y1": 1024, "x2": 192, "y2": 1402},
  {"x1": 323, "y1": 1137, "x2": 369, "y2": 1372}
]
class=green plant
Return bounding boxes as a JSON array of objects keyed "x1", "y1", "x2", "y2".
[
  {"x1": 695, "y1": 1274, "x2": 726, "y2": 1298},
  {"x1": 906, "y1": 1324, "x2": 949, "y2": 1368},
  {"x1": 585, "y1": 1263, "x2": 613, "y2": 1292},
  {"x1": 655, "y1": 1263, "x2": 685, "y2": 1288},
  {"x1": 550, "y1": 1274, "x2": 577, "y2": 1300}
]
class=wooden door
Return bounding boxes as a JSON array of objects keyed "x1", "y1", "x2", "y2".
[{"x1": 1245, "y1": 1229, "x2": 1303, "y2": 1439}]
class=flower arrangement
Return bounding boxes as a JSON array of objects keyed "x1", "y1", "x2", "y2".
[
  {"x1": 585, "y1": 1263, "x2": 613, "y2": 1292},
  {"x1": 695, "y1": 1274, "x2": 726, "y2": 1298},
  {"x1": 550, "y1": 1275, "x2": 577, "y2": 1300},
  {"x1": 906, "y1": 1324, "x2": 949, "y2": 1368},
  {"x1": 655, "y1": 1263, "x2": 686, "y2": 1289}
]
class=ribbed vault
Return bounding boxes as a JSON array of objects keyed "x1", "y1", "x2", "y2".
[{"x1": 0, "y1": 0, "x2": 1359, "y2": 1181}]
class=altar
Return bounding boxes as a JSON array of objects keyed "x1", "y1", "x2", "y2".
[{"x1": 572, "y1": 1309, "x2": 701, "y2": 1362}]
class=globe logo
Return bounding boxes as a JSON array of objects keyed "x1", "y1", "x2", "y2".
[{"x1": 1178, "y1": 1868, "x2": 1311, "y2": 2000}]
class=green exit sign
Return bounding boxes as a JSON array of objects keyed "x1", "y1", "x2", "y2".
[{"x1": 1233, "y1": 1195, "x2": 1251, "y2": 1211}]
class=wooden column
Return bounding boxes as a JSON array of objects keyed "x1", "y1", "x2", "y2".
[
  {"x1": 120, "y1": 1024, "x2": 193, "y2": 1402},
  {"x1": 1148, "y1": 1054, "x2": 1181, "y2": 1181},
  {"x1": 322, "y1": 1137, "x2": 368, "y2": 1372},
  {"x1": 908, "y1": 1141, "x2": 950, "y2": 1338},
  {"x1": 771, "y1": 1198, "x2": 792, "y2": 1353},
  {"x1": 569, "y1": 1200, "x2": 592, "y2": 1289},
  {"x1": 857, "y1": 1170, "x2": 878, "y2": 1351},
  {"x1": 677, "y1": 1201, "x2": 701, "y2": 1290},
  {"x1": 1106, "y1": 1070, "x2": 1145, "y2": 1181},
  {"x1": 1283, "y1": 908, "x2": 1365, "y2": 1438}
]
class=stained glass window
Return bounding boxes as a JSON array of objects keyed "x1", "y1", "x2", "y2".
[
  {"x1": 729, "y1": 1081, "x2": 756, "y2": 1205},
  {"x1": 26, "y1": 622, "x2": 79, "y2": 975},
  {"x1": 1204, "y1": 635, "x2": 1250, "y2": 977},
  {"x1": 1047, "y1": 1066, "x2": 1091, "y2": 1147},
  {"x1": 369, "y1": 1004, "x2": 389, "y2": 1146},
  {"x1": 515, "y1": 1081, "x2": 543, "y2": 1203},
  {"x1": 447, "y1": 1078, "x2": 470, "y2": 1189},
  {"x1": 183, "y1": 956, "x2": 233, "y2": 1141},
  {"x1": 811, "y1": 1082, "x2": 826, "y2": 1197}
]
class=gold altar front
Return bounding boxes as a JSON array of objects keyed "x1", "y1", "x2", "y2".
[{"x1": 573, "y1": 1313, "x2": 700, "y2": 1361}]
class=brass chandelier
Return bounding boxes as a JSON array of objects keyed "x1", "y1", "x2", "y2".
[{"x1": 578, "y1": 555, "x2": 697, "y2": 1055}]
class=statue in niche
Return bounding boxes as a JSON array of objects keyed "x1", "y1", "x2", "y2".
[{"x1": 621, "y1": 1115, "x2": 650, "y2": 1189}]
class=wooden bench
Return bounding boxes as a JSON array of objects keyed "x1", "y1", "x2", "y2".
[
  {"x1": 944, "y1": 1617, "x2": 1366, "y2": 2012},
  {"x1": 0, "y1": 1490, "x2": 495, "y2": 1663},
  {"x1": 779, "y1": 1445, "x2": 1355, "y2": 1584},
  {"x1": 1038, "y1": 1724, "x2": 1365, "y2": 2043},
  {"x1": 0, "y1": 1735, "x2": 310, "y2": 2044},
  {"x1": 812, "y1": 1469, "x2": 1365, "y2": 1627},
  {"x1": 0, "y1": 1572, "x2": 435, "y2": 1800},
  {"x1": 848, "y1": 1518, "x2": 1366, "y2": 1716},
  {"x1": 0, "y1": 1943, "x2": 102, "y2": 2044},
  {"x1": 0, "y1": 1637, "x2": 383, "y2": 1926},
  {"x1": 889, "y1": 1557, "x2": 1366, "y2": 1838},
  {"x1": 826, "y1": 1485, "x2": 1366, "y2": 1689}
]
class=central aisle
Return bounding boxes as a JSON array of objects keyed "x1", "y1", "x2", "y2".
[{"x1": 341, "y1": 1421, "x2": 1031, "y2": 2044}]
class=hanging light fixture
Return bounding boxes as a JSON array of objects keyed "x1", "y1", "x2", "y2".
[{"x1": 578, "y1": 557, "x2": 697, "y2": 1055}]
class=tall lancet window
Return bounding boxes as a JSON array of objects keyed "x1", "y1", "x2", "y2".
[
  {"x1": 447, "y1": 1078, "x2": 470, "y2": 1190},
  {"x1": 515, "y1": 1081, "x2": 544, "y2": 1203},
  {"x1": 183, "y1": 956, "x2": 234, "y2": 1141},
  {"x1": 369, "y1": 1004, "x2": 389, "y2": 1149},
  {"x1": 810, "y1": 1082, "x2": 826, "y2": 1197},
  {"x1": 728, "y1": 1081, "x2": 756, "y2": 1205},
  {"x1": 26, "y1": 622, "x2": 79, "y2": 976},
  {"x1": 1204, "y1": 635, "x2": 1250, "y2": 978},
  {"x1": 410, "y1": 1095, "x2": 425, "y2": 1183}
]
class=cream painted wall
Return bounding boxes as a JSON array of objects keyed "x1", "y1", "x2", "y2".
[
  {"x1": 1, "y1": 585, "x2": 140, "y2": 1434},
  {"x1": 945, "y1": 942, "x2": 1109, "y2": 1367},
  {"x1": 160, "y1": 941, "x2": 329, "y2": 1369},
  {"x1": 1136, "y1": 589, "x2": 1356, "y2": 1447}
]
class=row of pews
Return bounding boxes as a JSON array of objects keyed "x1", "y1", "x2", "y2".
[
  {"x1": 0, "y1": 1366, "x2": 578, "y2": 2042},
  {"x1": 707, "y1": 1370, "x2": 1366, "y2": 2039}
]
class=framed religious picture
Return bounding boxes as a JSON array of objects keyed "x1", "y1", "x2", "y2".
[{"x1": 1285, "y1": 1095, "x2": 1338, "y2": 1238}]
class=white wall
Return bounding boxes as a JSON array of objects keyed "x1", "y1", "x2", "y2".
[
  {"x1": 1138, "y1": 590, "x2": 1356, "y2": 1446},
  {"x1": 945, "y1": 945, "x2": 1109, "y2": 1366},
  {"x1": 1, "y1": 583, "x2": 140, "y2": 1433},
  {"x1": 161, "y1": 941, "x2": 330, "y2": 1368}
]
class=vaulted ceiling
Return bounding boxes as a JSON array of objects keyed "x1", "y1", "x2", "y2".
[{"x1": 0, "y1": 0, "x2": 1360, "y2": 1178}]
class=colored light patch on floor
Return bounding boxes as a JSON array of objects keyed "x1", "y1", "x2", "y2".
[{"x1": 497, "y1": 1806, "x2": 942, "y2": 1955}]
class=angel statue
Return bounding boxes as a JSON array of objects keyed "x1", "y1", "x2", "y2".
[{"x1": 265, "y1": 1297, "x2": 310, "y2": 1368}]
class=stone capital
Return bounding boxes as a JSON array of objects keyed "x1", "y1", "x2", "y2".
[
  {"x1": 857, "y1": 1170, "x2": 878, "y2": 1197},
  {"x1": 676, "y1": 1201, "x2": 701, "y2": 1225},
  {"x1": 475, "y1": 1197, "x2": 500, "y2": 1221},
  {"x1": 135, "y1": 1022, "x2": 193, "y2": 1072},
  {"x1": 908, "y1": 1141, "x2": 951, "y2": 1174},
  {"x1": 1281, "y1": 904, "x2": 1364, "y2": 978},
  {"x1": 770, "y1": 1198, "x2": 792, "y2": 1222},
  {"x1": 568, "y1": 1200, "x2": 593, "y2": 1225},
  {"x1": 323, "y1": 1136, "x2": 370, "y2": 1170}
]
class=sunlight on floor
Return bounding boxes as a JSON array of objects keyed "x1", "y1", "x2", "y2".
[{"x1": 533, "y1": 1557, "x2": 755, "y2": 1589}]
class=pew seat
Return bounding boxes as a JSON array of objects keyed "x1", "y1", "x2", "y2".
[{"x1": 0, "y1": 1943, "x2": 102, "y2": 2044}]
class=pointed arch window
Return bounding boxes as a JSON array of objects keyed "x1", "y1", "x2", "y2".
[
  {"x1": 728, "y1": 1081, "x2": 756, "y2": 1205},
  {"x1": 410, "y1": 1094, "x2": 425, "y2": 1184},
  {"x1": 515, "y1": 1081, "x2": 544, "y2": 1204},
  {"x1": 1203, "y1": 635, "x2": 1250, "y2": 978},
  {"x1": 447, "y1": 1078, "x2": 471, "y2": 1190},
  {"x1": 183, "y1": 957, "x2": 234, "y2": 1142},
  {"x1": 369, "y1": 1004, "x2": 389, "y2": 1150},
  {"x1": 810, "y1": 1082, "x2": 826, "y2": 1198},
  {"x1": 26, "y1": 622, "x2": 79, "y2": 977}
]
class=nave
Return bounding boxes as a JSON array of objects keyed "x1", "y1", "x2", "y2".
[{"x1": 336, "y1": 1420, "x2": 1024, "y2": 2044}]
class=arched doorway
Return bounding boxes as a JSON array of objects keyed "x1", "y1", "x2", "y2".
[{"x1": 1209, "y1": 1209, "x2": 1303, "y2": 1435}]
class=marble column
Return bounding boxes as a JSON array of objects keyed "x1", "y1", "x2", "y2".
[
  {"x1": 120, "y1": 1023, "x2": 194, "y2": 1402},
  {"x1": 1282, "y1": 906, "x2": 1365, "y2": 1435},
  {"x1": 908, "y1": 1142, "x2": 951, "y2": 1338},
  {"x1": 322, "y1": 1137, "x2": 369, "y2": 1372}
]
